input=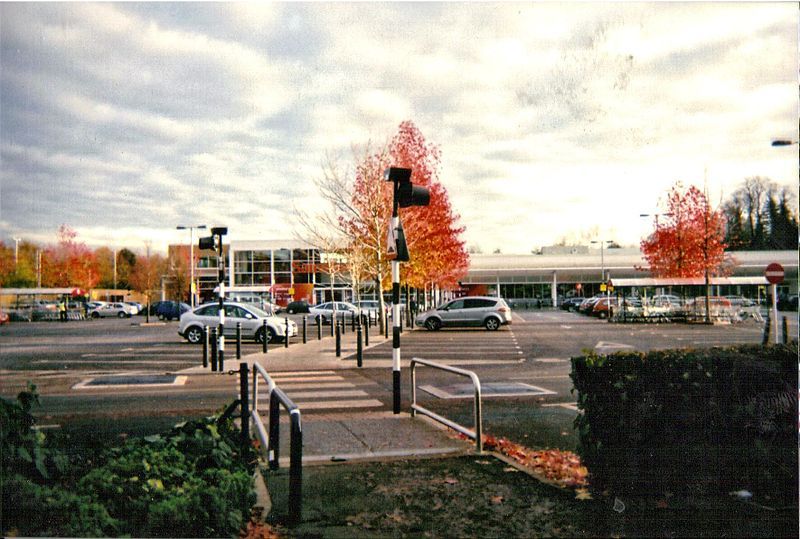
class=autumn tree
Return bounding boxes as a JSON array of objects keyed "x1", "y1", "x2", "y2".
[
  {"x1": 387, "y1": 121, "x2": 469, "y2": 295},
  {"x1": 0, "y1": 240, "x2": 38, "y2": 287},
  {"x1": 640, "y1": 183, "x2": 729, "y2": 278},
  {"x1": 129, "y1": 243, "x2": 166, "y2": 321},
  {"x1": 40, "y1": 225, "x2": 99, "y2": 289},
  {"x1": 722, "y1": 176, "x2": 798, "y2": 250}
]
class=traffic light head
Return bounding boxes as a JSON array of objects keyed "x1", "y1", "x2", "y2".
[
  {"x1": 384, "y1": 166, "x2": 430, "y2": 208},
  {"x1": 397, "y1": 181, "x2": 430, "y2": 208},
  {"x1": 198, "y1": 236, "x2": 216, "y2": 250}
]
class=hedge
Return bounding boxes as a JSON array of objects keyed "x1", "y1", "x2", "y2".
[{"x1": 570, "y1": 343, "x2": 798, "y2": 504}]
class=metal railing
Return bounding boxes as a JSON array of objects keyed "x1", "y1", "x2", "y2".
[
  {"x1": 250, "y1": 362, "x2": 303, "y2": 525},
  {"x1": 410, "y1": 357, "x2": 483, "y2": 453}
]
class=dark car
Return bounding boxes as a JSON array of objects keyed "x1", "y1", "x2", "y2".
[
  {"x1": 155, "y1": 301, "x2": 190, "y2": 321},
  {"x1": 561, "y1": 297, "x2": 585, "y2": 311},
  {"x1": 285, "y1": 300, "x2": 311, "y2": 314}
]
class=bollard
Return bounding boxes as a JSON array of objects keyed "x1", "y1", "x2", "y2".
[
  {"x1": 341, "y1": 312, "x2": 346, "y2": 335},
  {"x1": 202, "y1": 325, "x2": 208, "y2": 368},
  {"x1": 317, "y1": 315, "x2": 322, "y2": 340},
  {"x1": 302, "y1": 316, "x2": 307, "y2": 344},
  {"x1": 781, "y1": 316, "x2": 788, "y2": 344},
  {"x1": 357, "y1": 324, "x2": 363, "y2": 367},
  {"x1": 364, "y1": 315, "x2": 369, "y2": 347},
  {"x1": 762, "y1": 313, "x2": 771, "y2": 345},
  {"x1": 210, "y1": 327, "x2": 218, "y2": 371},
  {"x1": 335, "y1": 321, "x2": 341, "y2": 357},
  {"x1": 385, "y1": 311, "x2": 389, "y2": 339},
  {"x1": 262, "y1": 319, "x2": 268, "y2": 354},
  {"x1": 239, "y1": 363, "x2": 250, "y2": 461},
  {"x1": 236, "y1": 322, "x2": 242, "y2": 359},
  {"x1": 330, "y1": 315, "x2": 334, "y2": 337},
  {"x1": 218, "y1": 324, "x2": 225, "y2": 372},
  {"x1": 284, "y1": 317, "x2": 289, "y2": 348}
]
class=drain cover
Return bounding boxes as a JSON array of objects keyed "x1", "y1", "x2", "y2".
[
  {"x1": 419, "y1": 382, "x2": 555, "y2": 399},
  {"x1": 73, "y1": 375, "x2": 187, "y2": 389}
]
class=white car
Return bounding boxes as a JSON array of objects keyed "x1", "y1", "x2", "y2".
[
  {"x1": 178, "y1": 302, "x2": 297, "y2": 344},
  {"x1": 308, "y1": 301, "x2": 359, "y2": 324},
  {"x1": 89, "y1": 302, "x2": 135, "y2": 318}
]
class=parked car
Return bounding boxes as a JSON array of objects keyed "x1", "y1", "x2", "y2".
[
  {"x1": 309, "y1": 301, "x2": 360, "y2": 324},
  {"x1": 178, "y1": 302, "x2": 297, "y2": 344},
  {"x1": 89, "y1": 302, "x2": 135, "y2": 319},
  {"x1": 649, "y1": 294, "x2": 684, "y2": 308},
  {"x1": 356, "y1": 300, "x2": 382, "y2": 321},
  {"x1": 124, "y1": 302, "x2": 142, "y2": 315},
  {"x1": 0, "y1": 309, "x2": 9, "y2": 325},
  {"x1": 415, "y1": 296, "x2": 512, "y2": 331},
  {"x1": 285, "y1": 300, "x2": 311, "y2": 314},
  {"x1": 578, "y1": 296, "x2": 603, "y2": 315},
  {"x1": 561, "y1": 297, "x2": 585, "y2": 311},
  {"x1": 156, "y1": 301, "x2": 191, "y2": 321}
]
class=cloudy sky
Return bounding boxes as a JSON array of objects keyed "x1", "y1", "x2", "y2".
[{"x1": 1, "y1": 2, "x2": 797, "y2": 255}]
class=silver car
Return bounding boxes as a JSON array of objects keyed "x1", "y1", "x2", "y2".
[
  {"x1": 308, "y1": 301, "x2": 359, "y2": 324},
  {"x1": 415, "y1": 296, "x2": 512, "y2": 331},
  {"x1": 89, "y1": 302, "x2": 135, "y2": 318},
  {"x1": 178, "y1": 302, "x2": 297, "y2": 344}
]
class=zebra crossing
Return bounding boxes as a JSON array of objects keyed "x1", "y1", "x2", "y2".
[{"x1": 252, "y1": 370, "x2": 385, "y2": 412}]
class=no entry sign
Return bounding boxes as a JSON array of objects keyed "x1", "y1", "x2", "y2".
[{"x1": 765, "y1": 262, "x2": 785, "y2": 284}]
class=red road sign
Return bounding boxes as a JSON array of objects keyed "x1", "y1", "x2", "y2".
[{"x1": 765, "y1": 262, "x2": 784, "y2": 284}]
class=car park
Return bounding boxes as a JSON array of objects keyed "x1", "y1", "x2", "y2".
[
  {"x1": 178, "y1": 301, "x2": 297, "y2": 344},
  {"x1": 285, "y1": 300, "x2": 311, "y2": 314},
  {"x1": 309, "y1": 301, "x2": 360, "y2": 324},
  {"x1": 415, "y1": 296, "x2": 512, "y2": 331},
  {"x1": 89, "y1": 302, "x2": 135, "y2": 318}
]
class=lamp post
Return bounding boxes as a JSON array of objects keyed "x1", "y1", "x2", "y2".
[
  {"x1": 177, "y1": 225, "x2": 207, "y2": 308},
  {"x1": 591, "y1": 240, "x2": 613, "y2": 314},
  {"x1": 12, "y1": 237, "x2": 20, "y2": 267}
]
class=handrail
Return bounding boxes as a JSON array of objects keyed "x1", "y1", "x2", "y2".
[
  {"x1": 251, "y1": 362, "x2": 302, "y2": 525},
  {"x1": 410, "y1": 357, "x2": 482, "y2": 453}
]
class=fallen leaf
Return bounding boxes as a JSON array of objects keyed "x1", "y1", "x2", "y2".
[{"x1": 490, "y1": 495, "x2": 504, "y2": 505}]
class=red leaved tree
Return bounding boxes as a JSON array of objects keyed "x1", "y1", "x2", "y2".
[
  {"x1": 40, "y1": 225, "x2": 100, "y2": 289},
  {"x1": 387, "y1": 121, "x2": 469, "y2": 291},
  {"x1": 640, "y1": 183, "x2": 729, "y2": 278}
]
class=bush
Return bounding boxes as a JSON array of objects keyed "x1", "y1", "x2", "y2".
[
  {"x1": 571, "y1": 343, "x2": 798, "y2": 504},
  {"x1": 1, "y1": 387, "x2": 256, "y2": 538}
]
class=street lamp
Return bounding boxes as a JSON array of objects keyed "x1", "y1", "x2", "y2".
[
  {"x1": 177, "y1": 225, "x2": 207, "y2": 308},
  {"x1": 12, "y1": 237, "x2": 20, "y2": 267},
  {"x1": 591, "y1": 240, "x2": 614, "y2": 315}
]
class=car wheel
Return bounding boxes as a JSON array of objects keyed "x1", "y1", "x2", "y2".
[
  {"x1": 288, "y1": 308, "x2": 295, "y2": 314},
  {"x1": 185, "y1": 326, "x2": 204, "y2": 344},
  {"x1": 91, "y1": 312, "x2": 100, "y2": 319},
  {"x1": 484, "y1": 317, "x2": 501, "y2": 331},
  {"x1": 424, "y1": 318, "x2": 441, "y2": 331},
  {"x1": 118, "y1": 312, "x2": 127, "y2": 318},
  {"x1": 256, "y1": 327, "x2": 277, "y2": 344}
]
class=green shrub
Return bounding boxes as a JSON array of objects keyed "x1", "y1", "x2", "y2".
[
  {"x1": 571, "y1": 343, "x2": 798, "y2": 503},
  {"x1": 1, "y1": 388, "x2": 256, "y2": 538}
]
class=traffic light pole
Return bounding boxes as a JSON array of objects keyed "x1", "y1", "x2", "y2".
[
  {"x1": 391, "y1": 214, "x2": 401, "y2": 414},
  {"x1": 217, "y1": 237, "x2": 226, "y2": 372}
]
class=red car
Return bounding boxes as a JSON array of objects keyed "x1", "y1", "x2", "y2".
[{"x1": 0, "y1": 310, "x2": 9, "y2": 325}]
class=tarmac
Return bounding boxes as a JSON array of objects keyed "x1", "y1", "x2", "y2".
[{"x1": 178, "y1": 322, "x2": 476, "y2": 464}]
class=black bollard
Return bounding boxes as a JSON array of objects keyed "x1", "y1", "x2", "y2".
[
  {"x1": 236, "y1": 322, "x2": 242, "y2": 359},
  {"x1": 218, "y1": 324, "x2": 224, "y2": 372},
  {"x1": 762, "y1": 313, "x2": 771, "y2": 345},
  {"x1": 330, "y1": 315, "x2": 334, "y2": 337},
  {"x1": 317, "y1": 315, "x2": 322, "y2": 340},
  {"x1": 262, "y1": 319, "x2": 268, "y2": 354},
  {"x1": 385, "y1": 310, "x2": 389, "y2": 339},
  {"x1": 210, "y1": 327, "x2": 218, "y2": 371},
  {"x1": 335, "y1": 321, "x2": 341, "y2": 357},
  {"x1": 202, "y1": 325, "x2": 208, "y2": 368},
  {"x1": 239, "y1": 363, "x2": 250, "y2": 460},
  {"x1": 357, "y1": 324, "x2": 363, "y2": 367},
  {"x1": 302, "y1": 316, "x2": 307, "y2": 344},
  {"x1": 782, "y1": 316, "x2": 789, "y2": 344},
  {"x1": 284, "y1": 317, "x2": 289, "y2": 348},
  {"x1": 364, "y1": 315, "x2": 369, "y2": 347}
]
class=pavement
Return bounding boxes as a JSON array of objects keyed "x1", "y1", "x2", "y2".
[{"x1": 178, "y1": 322, "x2": 476, "y2": 464}]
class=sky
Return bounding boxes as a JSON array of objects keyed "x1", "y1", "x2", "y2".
[{"x1": 1, "y1": 2, "x2": 798, "y2": 256}]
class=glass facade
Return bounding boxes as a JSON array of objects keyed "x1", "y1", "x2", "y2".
[{"x1": 232, "y1": 246, "x2": 323, "y2": 288}]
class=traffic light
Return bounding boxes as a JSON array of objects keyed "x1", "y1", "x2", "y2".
[
  {"x1": 198, "y1": 227, "x2": 227, "y2": 251},
  {"x1": 384, "y1": 167, "x2": 430, "y2": 208}
]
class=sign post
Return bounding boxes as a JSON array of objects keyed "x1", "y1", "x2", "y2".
[{"x1": 765, "y1": 263, "x2": 784, "y2": 344}]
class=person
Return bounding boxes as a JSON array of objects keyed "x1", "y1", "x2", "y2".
[{"x1": 59, "y1": 297, "x2": 68, "y2": 322}]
